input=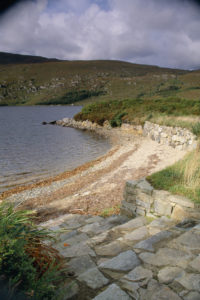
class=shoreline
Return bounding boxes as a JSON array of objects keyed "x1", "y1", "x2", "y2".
[
  {"x1": 0, "y1": 123, "x2": 129, "y2": 201},
  {"x1": 1, "y1": 120, "x2": 188, "y2": 223}
]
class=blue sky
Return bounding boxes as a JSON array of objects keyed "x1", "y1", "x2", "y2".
[{"x1": 0, "y1": 0, "x2": 200, "y2": 69}]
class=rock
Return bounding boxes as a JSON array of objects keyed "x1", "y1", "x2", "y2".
[
  {"x1": 93, "y1": 283, "x2": 131, "y2": 300},
  {"x1": 78, "y1": 267, "x2": 109, "y2": 289},
  {"x1": 61, "y1": 233, "x2": 89, "y2": 245},
  {"x1": 59, "y1": 242, "x2": 96, "y2": 258},
  {"x1": 120, "y1": 279, "x2": 139, "y2": 299},
  {"x1": 173, "y1": 231, "x2": 200, "y2": 251},
  {"x1": 79, "y1": 222, "x2": 113, "y2": 236},
  {"x1": 175, "y1": 273, "x2": 200, "y2": 292},
  {"x1": 88, "y1": 230, "x2": 110, "y2": 247},
  {"x1": 61, "y1": 281, "x2": 79, "y2": 300},
  {"x1": 154, "y1": 198, "x2": 173, "y2": 216},
  {"x1": 123, "y1": 226, "x2": 149, "y2": 243},
  {"x1": 168, "y1": 195, "x2": 195, "y2": 209},
  {"x1": 99, "y1": 250, "x2": 140, "y2": 272},
  {"x1": 120, "y1": 201, "x2": 137, "y2": 217},
  {"x1": 123, "y1": 266, "x2": 153, "y2": 286},
  {"x1": 85, "y1": 216, "x2": 104, "y2": 224},
  {"x1": 140, "y1": 279, "x2": 182, "y2": 300},
  {"x1": 171, "y1": 205, "x2": 190, "y2": 221},
  {"x1": 139, "y1": 248, "x2": 192, "y2": 268},
  {"x1": 136, "y1": 179, "x2": 153, "y2": 195},
  {"x1": 183, "y1": 291, "x2": 200, "y2": 300},
  {"x1": 68, "y1": 255, "x2": 96, "y2": 275},
  {"x1": 152, "y1": 190, "x2": 171, "y2": 201},
  {"x1": 148, "y1": 216, "x2": 174, "y2": 235},
  {"x1": 158, "y1": 266, "x2": 185, "y2": 284},
  {"x1": 95, "y1": 240, "x2": 127, "y2": 256},
  {"x1": 189, "y1": 255, "x2": 200, "y2": 272},
  {"x1": 59, "y1": 230, "x2": 77, "y2": 242},
  {"x1": 112, "y1": 217, "x2": 147, "y2": 234},
  {"x1": 134, "y1": 230, "x2": 172, "y2": 252}
]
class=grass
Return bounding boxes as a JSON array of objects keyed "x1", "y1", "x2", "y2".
[
  {"x1": 74, "y1": 97, "x2": 200, "y2": 126},
  {"x1": 1, "y1": 55, "x2": 200, "y2": 106},
  {"x1": 147, "y1": 143, "x2": 200, "y2": 204},
  {"x1": 0, "y1": 202, "x2": 67, "y2": 299},
  {"x1": 100, "y1": 205, "x2": 120, "y2": 217}
]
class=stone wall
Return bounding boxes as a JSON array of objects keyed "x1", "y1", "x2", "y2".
[
  {"x1": 143, "y1": 121, "x2": 197, "y2": 150},
  {"x1": 121, "y1": 179, "x2": 200, "y2": 221}
]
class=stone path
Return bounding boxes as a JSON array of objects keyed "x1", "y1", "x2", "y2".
[{"x1": 40, "y1": 214, "x2": 200, "y2": 300}]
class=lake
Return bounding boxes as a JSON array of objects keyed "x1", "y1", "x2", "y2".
[{"x1": 0, "y1": 106, "x2": 110, "y2": 193}]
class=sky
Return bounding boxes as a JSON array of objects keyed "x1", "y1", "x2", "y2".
[{"x1": 0, "y1": 0, "x2": 200, "y2": 69}]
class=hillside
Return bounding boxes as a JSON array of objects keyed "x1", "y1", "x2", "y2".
[
  {"x1": 0, "y1": 52, "x2": 200, "y2": 106},
  {"x1": 0, "y1": 52, "x2": 60, "y2": 65}
]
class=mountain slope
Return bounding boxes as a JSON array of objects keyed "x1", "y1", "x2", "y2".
[{"x1": 0, "y1": 53, "x2": 199, "y2": 106}]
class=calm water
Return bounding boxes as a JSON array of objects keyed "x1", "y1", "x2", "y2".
[{"x1": 0, "y1": 106, "x2": 110, "y2": 193}]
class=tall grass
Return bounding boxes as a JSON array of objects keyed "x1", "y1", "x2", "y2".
[{"x1": 148, "y1": 142, "x2": 200, "y2": 203}]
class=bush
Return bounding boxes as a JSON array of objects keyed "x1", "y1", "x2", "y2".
[
  {"x1": 0, "y1": 202, "x2": 65, "y2": 299},
  {"x1": 110, "y1": 112, "x2": 127, "y2": 127},
  {"x1": 192, "y1": 122, "x2": 200, "y2": 136}
]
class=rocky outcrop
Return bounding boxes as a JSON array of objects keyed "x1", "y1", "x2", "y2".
[
  {"x1": 122, "y1": 178, "x2": 200, "y2": 221},
  {"x1": 143, "y1": 121, "x2": 197, "y2": 150}
]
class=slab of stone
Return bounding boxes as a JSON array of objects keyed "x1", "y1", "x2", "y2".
[
  {"x1": 136, "y1": 199, "x2": 151, "y2": 210},
  {"x1": 88, "y1": 230, "x2": 110, "y2": 247},
  {"x1": 119, "y1": 279, "x2": 139, "y2": 299},
  {"x1": 123, "y1": 266, "x2": 153, "y2": 286},
  {"x1": 137, "y1": 191, "x2": 154, "y2": 206},
  {"x1": 112, "y1": 217, "x2": 147, "y2": 234},
  {"x1": 104, "y1": 215, "x2": 129, "y2": 225},
  {"x1": 140, "y1": 279, "x2": 181, "y2": 300},
  {"x1": 158, "y1": 266, "x2": 185, "y2": 284},
  {"x1": 79, "y1": 222, "x2": 113, "y2": 236},
  {"x1": 153, "y1": 190, "x2": 171, "y2": 201},
  {"x1": 62, "y1": 281, "x2": 79, "y2": 300},
  {"x1": 171, "y1": 205, "x2": 190, "y2": 221},
  {"x1": 59, "y1": 242, "x2": 96, "y2": 258},
  {"x1": 95, "y1": 240, "x2": 126, "y2": 256},
  {"x1": 183, "y1": 291, "x2": 200, "y2": 300},
  {"x1": 148, "y1": 216, "x2": 174, "y2": 229},
  {"x1": 85, "y1": 216, "x2": 104, "y2": 224},
  {"x1": 99, "y1": 250, "x2": 140, "y2": 272},
  {"x1": 120, "y1": 201, "x2": 137, "y2": 217},
  {"x1": 136, "y1": 179, "x2": 153, "y2": 195},
  {"x1": 68, "y1": 255, "x2": 96, "y2": 275},
  {"x1": 136, "y1": 206, "x2": 146, "y2": 216},
  {"x1": 78, "y1": 267, "x2": 109, "y2": 289},
  {"x1": 189, "y1": 255, "x2": 200, "y2": 272},
  {"x1": 139, "y1": 248, "x2": 192, "y2": 268},
  {"x1": 154, "y1": 198, "x2": 173, "y2": 216},
  {"x1": 61, "y1": 233, "x2": 89, "y2": 246},
  {"x1": 59, "y1": 230, "x2": 77, "y2": 242},
  {"x1": 123, "y1": 226, "x2": 149, "y2": 243},
  {"x1": 175, "y1": 273, "x2": 200, "y2": 292},
  {"x1": 168, "y1": 195, "x2": 195, "y2": 208},
  {"x1": 134, "y1": 230, "x2": 172, "y2": 252},
  {"x1": 173, "y1": 231, "x2": 200, "y2": 251},
  {"x1": 93, "y1": 283, "x2": 131, "y2": 300}
]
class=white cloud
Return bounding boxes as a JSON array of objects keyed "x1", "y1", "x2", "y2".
[{"x1": 0, "y1": 0, "x2": 200, "y2": 68}]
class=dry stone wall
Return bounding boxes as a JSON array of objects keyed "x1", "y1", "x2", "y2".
[
  {"x1": 143, "y1": 121, "x2": 197, "y2": 150},
  {"x1": 121, "y1": 179, "x2": 200, "y2": 221}
]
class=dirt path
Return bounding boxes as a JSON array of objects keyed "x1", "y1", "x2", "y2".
[{"x1": 3, "y1": 129, "x2": 187, "y2": 222}]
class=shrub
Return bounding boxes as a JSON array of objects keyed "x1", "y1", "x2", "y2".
[
  {"x1": 192, "y1": 122, "x2": 200, "y2": 136},
  {"x1": 0, "y1": 202, "x2": 65, "y2": 299}
]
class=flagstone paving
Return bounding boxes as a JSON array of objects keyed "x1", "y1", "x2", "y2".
[{"x1": 40, "y1": 214, "x2": 200, "y2": 300}]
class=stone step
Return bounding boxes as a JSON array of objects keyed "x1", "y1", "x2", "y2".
[{"x1": 40, "y1": 213, "x2": 200, "y2": 300}]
